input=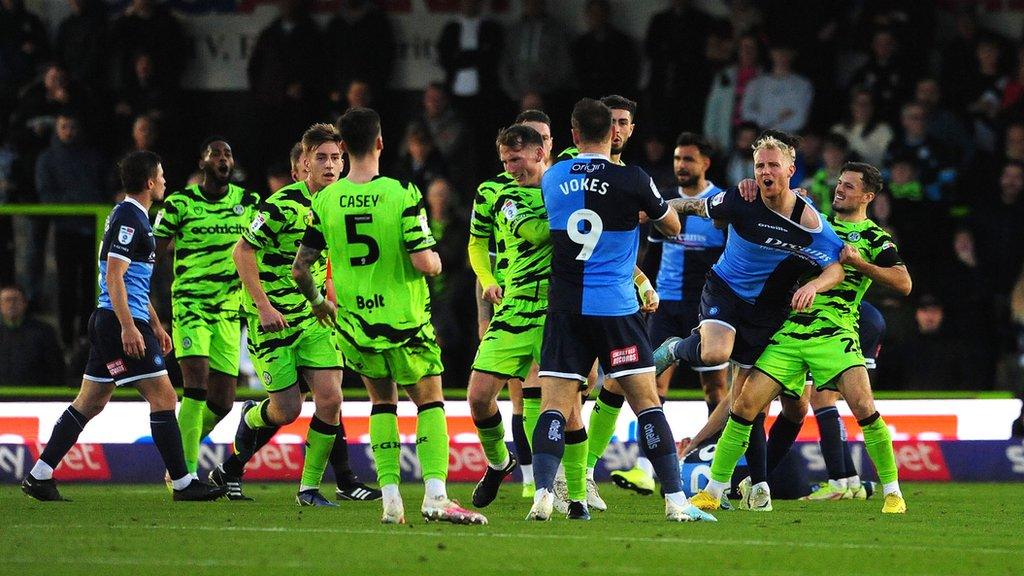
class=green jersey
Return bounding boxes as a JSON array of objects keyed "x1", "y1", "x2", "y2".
[
  {"x1": 797, "y1": 216, "x2": 901, "y2": 331},
  {"x1": 492, "y1": 181, "x2": 551, "y2": 296},
  {"x1": 241, "y1": 181, "x2": 327, "y2": 327},
  {"x1": 469, "y1": 172, "x2": 515, "y2": 286},
  {"x1": 306, "y1": 176, "x2": 436, "y2": 349},
  {"x1": 152, "y1": 183, "x2": 259, "y2": 320}
]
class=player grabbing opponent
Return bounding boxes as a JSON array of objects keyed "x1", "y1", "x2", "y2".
[
  {"x1": 22, "y1": 152, "x2": 225, "y2": 502},
  {"x1": 295, "y1": 108, "x2": 485, "y2": 525}
]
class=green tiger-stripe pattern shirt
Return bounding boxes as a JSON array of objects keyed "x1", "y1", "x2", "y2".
[
  {"x1": 469, "y1": 172, "x2": 515, "y2": 286},
  {"x1": 153, "y1": 183, "x2": 259, "y2": 321},
  {"x1": 492, "y1": 181, "x2": 552, "y2": 296},
  {"x1": 241, "y1": 180, "x2": 327, "y2": 328}
]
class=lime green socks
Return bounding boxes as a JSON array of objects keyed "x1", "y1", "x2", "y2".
[
  {"x1": 245, "y1": 398, "x2": 271, "y2": 429},
  {"x1": 178, "y1": 391, "x2": 205, "y2": 475},
  {"x1": 522, "y1": 390, "x2": 541, "y2": 450},
  {"x1": 586, "y1": 389, "x2": 624, "y2": 469},
  {"x1": 860, "y1": 413, "x2": 899, "y2": 484},
  {"x1": 370, "y1": 405, "x2": 401, "y2": 487},
  {"x1": 474, "y1": 411, "x2": 510, "y2": 468},
  {"x1": 417, "y1": 403, "x2": 449, "y2": 482},
  {"x1": 300, "y1": 416, "x2": 338, "y2": 490},
  {"x1": 564, "y1": 429, "x2": 588, "y2": 501},
  {"x1": 710, "y1": 414, "x2": 753, "y2": 483}
]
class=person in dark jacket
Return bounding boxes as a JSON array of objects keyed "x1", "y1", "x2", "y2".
[{"x1": 0, "y1": 284, "x2": 65, "y2": 386}]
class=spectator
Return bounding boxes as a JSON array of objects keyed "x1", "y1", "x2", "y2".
[
  {"x1": 934, "y1": 228, "x2": 995, "y2": 384},
  {"x1": 393, "y1": 121, "x2": 448, "y2": 204},
  {"x1": 704, "y1": 32, "x2": 762, "y2": 153},
  {"x1": 1001, "y1": 45, "x2": 1024, "y2": 115},
  {"x1": 940, "y1": 10, "x2": 980, "y2": 109},
  {"x1": 500, "y1": 0, "x2": 569, "y2": 108},
  {"x1": 0, "y1": 0, "x2": 50, "y2": 98},
  {"x1": 109, "y1": 0, "x2": 187, "y2": 89},
  {"x1": 34, "y1": 110, "x2": 111, "y2": 346},
  {"x1": 636, "y1": 132, "x2": 675, "y2": 191},
  {"x1": 0, "y1": 284, "x2": 64, "y2": 386},
  {"x1": 571, "y1": 0, "x2": 639, "y2": 99},
  {"x1": 723, "y1": 121, "x2": 759, "y2": 187},
  {"x1": 114, "y1": 53, "x2": 177, "y2": 122},
  {"x1": 437, "y1": 0, "x2": 504, "y2": 124},
  {"x1": 849, "y1": 27, "x2": 914, "y2": 123},
  {"x1": 54, "y1": 0, "x2": 107, "y2": 91},
  {"x1": 328, "y1": 78, "x2": 374, "y2": 123},
  {"x1": 740, "y1": 41, "x2": 813, "y2": 133},
  {"x1": 422, "y1": 82, "x2": 474, "y2": 193},
  {"x1": 324, "y1": 0, "x2": 395, "y2": 104},
  {"x1": 887, "y1": 295, "x2": 968, "y2": 390},
  {"x1": 793, "y1": 129, "x2": 823, "y2": 187},
  {"x1": 884, "y1": 101, "x2": 955, "y2": 202},
  {"x1": 801, "y1": 133, "x2": 849, "y2": 216},
  {"x1": 0, "y1": 126, "x2": 18, "y2": 284},
  {"x1": 972, "y1": 161, "x2": 1024, "y2": 297},
  {"x1": 9, "y1": 63, "x2": 80, "y2": 146},
  {"x1": 964, "y1": 35, "x2": 1008, "y2": 154},
  {"x1": 914, "y1": 77, "x2": 974, "y2": 169},
  {"x1": 644, "y1": 0, "x2": 713, "y2": 135},
  {"x1": 830, "y1": 88, "x2": 893, "y2": 167},
  {"x1": 248, "y1": 0, "x2": 323, "y2": 171}
]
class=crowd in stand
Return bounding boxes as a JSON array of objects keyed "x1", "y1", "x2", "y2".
[{"x1": 2, "y1": 0, "x2": 1024, "y2": 399}]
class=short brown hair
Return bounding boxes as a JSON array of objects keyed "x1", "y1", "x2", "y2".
[
  {"x1": 841, "y1": 161, "x2": 883, "y2": 194},
  {"x1": 495, "y1": 124, "x2": 544, "y2": 152},
  {"x1": 301, "y1": 123, "x2": 341, "y2": 155},
  {"x1": 571, "y1": 98, "x2": 612, "y2": 144}
]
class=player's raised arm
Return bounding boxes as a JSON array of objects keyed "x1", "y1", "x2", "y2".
[{"x1": 791, "y1": 262, "x2": 845, "y2": 311}]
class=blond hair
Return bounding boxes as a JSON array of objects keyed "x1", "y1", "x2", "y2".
[{"x1": 752, "y1": 134, "x2": 796, "y2": 165}]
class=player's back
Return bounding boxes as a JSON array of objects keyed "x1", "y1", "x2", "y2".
[
  {"x1": 706, "y1": 188, "x2": 843, "y2": 309},
  {"x1": 312, "y1": 176, "x2": 435, "y2": 347},
  {"x1": 543, "y1": 153, "x2": 668, "y2": 316}
]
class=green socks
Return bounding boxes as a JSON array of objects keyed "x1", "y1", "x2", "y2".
[
  {"x1": 586, "y1": 389, "x2": 624, "y2": 469},
  {"x1": 245, "y1": 398, "x2": 272, "y2": 429},
  {"x1": 300, "y1": 416, "x2": 338, "y2": 490},
  {"x1": 710, "y1": 413, "x2": 753, "y2": 483},
  {"x1": 564, "y1": 428, "x2": 588, "y2": 501},
  {"x1": 178, "y1": 389, "x2": 205, "y2": 475},
  {"x1": 522, "y1": 390, "x2": 541, "y2": 450},
  {"x1": 475, "y1": 411, "x2": 510, "y2": 468},
  {"x1": 417, "y1": 403, "x2": 449, "y2": 482},
  {"x1": 860, "y1": 413, "x2": 899, "y2": 484},
  {"x1": 370, "y1": 404, "x2": 401, "y2": 486}
]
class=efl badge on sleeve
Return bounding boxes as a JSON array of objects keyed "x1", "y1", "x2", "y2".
[{"x1": 118, "y1": 226, "x2": 135, "y2": 245}]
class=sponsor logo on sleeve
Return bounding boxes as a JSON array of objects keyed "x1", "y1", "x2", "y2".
[
  {"x1": 249, "y1": 213, "x2": 266, "y2": 234},
  {"x1": 501, "y1": 199, "x2": 518, "y2": 221},
  {"x1": 710, "y1": 192, "x2": 725, "y2": 207},
  {"x1": 117, "y1": 226, "x2": 135, "y2": 244}
]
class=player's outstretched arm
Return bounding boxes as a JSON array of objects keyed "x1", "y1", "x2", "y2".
[
  {"x1": 410, "y1": 249, "x2": 442, "y2": 277},
  {"x1": 791, "y1": 262, "x2": 845, "y2": 311},
  {"x1": 105, "y1": 256, "x2": 145, "y2": 359},
  {"x1": 840, "y1": 244, "x2": 913, "y2": 295},
  {"x1": 666, "y1": 197, "x2": 709, "y2": 218},
  {"x1": 232, "y1": 237, "x2": 288, "y2": 331},
  {"x1": 292, "y1": 244, "x2": 338, "y2": 328}
]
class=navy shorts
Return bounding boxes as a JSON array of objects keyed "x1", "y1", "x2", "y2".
[
  {"x1": 698, "y1": 273, "x2": 791, "y2": 368},
  {"x1": 83, "y1": 308, "x2": 169, "y2": 386},
  {"x1": 540, "y1": 310, "x2": 654, "y2": 382}
]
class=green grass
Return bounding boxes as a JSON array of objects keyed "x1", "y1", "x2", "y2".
[{"x1": 1, "y1": 483, "x2": 1021, "y2": 576}]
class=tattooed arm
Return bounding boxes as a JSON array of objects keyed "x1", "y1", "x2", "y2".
[
  {"x1": 666, "y1": 197, "x2": 710, "y2": 218},
  {"x1": 292, "y1": 244, "x2": 338, "y2": 328}
]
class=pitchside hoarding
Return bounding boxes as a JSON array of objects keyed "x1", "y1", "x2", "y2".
[{"x1": 0, "y1": 400, "x2": 1021, "y2": 484}]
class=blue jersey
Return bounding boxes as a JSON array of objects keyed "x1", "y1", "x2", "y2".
[
  {"x1": 543, "y1": 153, "x2": 670, "y2": 316},
  {"x1": 705, "y1": 187, "x2": 843, "y2": 307},
  {"x1": 97, "y1": 197, "x2": 156, "y2": 321},
  {"x1": 651, "y1": 182, "x2": 726, "y2": 302}
]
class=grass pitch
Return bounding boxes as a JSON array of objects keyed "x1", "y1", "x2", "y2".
[{"x1": 2, "y1": 482, "x2": 1020, "y2": 576}]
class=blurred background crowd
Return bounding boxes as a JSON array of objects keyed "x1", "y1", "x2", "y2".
[{"x1": 2, "y1": 0, "x2": 1024, "y2": 397}]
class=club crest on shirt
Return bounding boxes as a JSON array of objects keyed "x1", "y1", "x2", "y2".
[
  {"x1": 233, "y1": 204, "x2": 245, "y2": 215},
  {"x1": 847, "y1": 231, "x2": 861, "y2": 242},
  {"x1": 118, "y1": 225, "x2": 135, "y2": 244},
  {"x1": 502, "y1": 199, "x2": 518, "y2": 221}
]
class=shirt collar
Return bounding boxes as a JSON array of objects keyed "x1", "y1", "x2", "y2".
[
  {"x1": 577, "y1": 152, "x2": 611, "y2": 161},
  {"x1": 123, "y1": 196, "x2": 147, "y2": 214}
]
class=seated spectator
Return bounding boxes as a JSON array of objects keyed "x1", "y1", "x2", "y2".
[
  {"x1": 723, "y1": 121, "x2": 758, "y2": 187},
  {"x1": 422, "y1": 82, "x2": 474, "y2": 192},
  {"x1": 704, "y1": 32, "x2": 762, "y2": 152},
  {"x1": 0, "y1": 284, "x2": 65, "y2": 386},
  {"x1": 801, "y1": 133, "x2": 849, "y2": 215},
  {"x1": 393, "y1": 121, "x2": 448, "y2": 202},
  {"x1": 830, "y1": 88, "x2": 893, "y2": 167},
  {"x1": 55, "y1": 0, "x2": 107, "y2": 91},
  {"x1": 884, "y1": 101, "x2": 955, "y2": 201},
  {"x1": 740, "y1": 41, "x2": 813, "y2": 133},
  {"x1": 848, "y1": 27, "x2": 914, "y2": 123}
]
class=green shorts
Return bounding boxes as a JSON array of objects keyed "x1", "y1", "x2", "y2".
[
  {"x1": 754, "y1": 321, "x2": 864, "y2": 398},
  {"x1": 472, "y1": 292, "x2": 545, "y2": 380},
  {"x1": 337, "y1": 322, "x2": 443, "y2": 386},
  {"x1": 246, "y1": 319, "x2": 342, "y2": 392},
  {"x1": 172, "y1": 315, "x2": 242, "y2": 377}
]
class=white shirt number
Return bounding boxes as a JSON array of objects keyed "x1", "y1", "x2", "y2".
[{"x1": 566, "y1": 208, "x2": 604, "y2": 261}]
